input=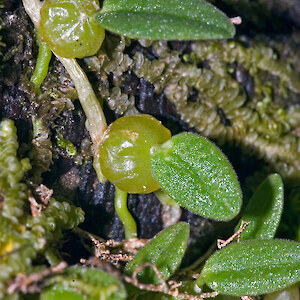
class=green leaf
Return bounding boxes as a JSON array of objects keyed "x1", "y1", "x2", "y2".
[
  {"x1": 197, "y1": 239, "x2": 300, "y2": 296},
  {"x1": 125, "y1": 222, "x2": 190, "y2": 284},
  {"x1": 95, "y1": 0, "x2": 235, "y2": 40},
  {"x1": 151, "y1": 133, "x2": 242, "y2": 221},
  {"x1": 41, "y1": 286, "x2": 89, "y2": 300},
  {"x1": 236, "y1": 173, "x2": 284, "y2": 240},
  {"x1": 41, "y1": 266, "x2": 127, "y2": 300}
]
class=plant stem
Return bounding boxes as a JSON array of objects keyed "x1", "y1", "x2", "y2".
[
  {"x1": 154, "y1": 189, "x2": 180, "y2": 207},
  {"x1": 114, "y1": 187, "x2": 137, "y2": 239},
  {"x1": 56, "y1": 56, "x2": 108, "y2": 143},
  {"x1": 30, "y1": 31, "x2": 52, "y2": 93},
  {"x1": 57, "y1": 55, "x2": 107, "y2": 181},
  {"x1": 22, "y1": 0, "x2": 107, "y2": 182}
]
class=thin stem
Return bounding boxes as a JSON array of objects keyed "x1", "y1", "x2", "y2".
[
  {"x1": 22, "y1": 0, "x2": 42, "y2": 27},
  {"x1": 22, "y1": 0, "x2": 107, "y2": 182},
  {"x1": 57, "y1": 55, "x2": 107, "y2": 181},
  {"x1": 154, "y1": 189, "x2": 180, "y2": 207},
  {"x1": 114, "y1": 187, "x2": 137, "y2": 239},
  {"x1": 30, "y1": 31, "x2": 52, "y2": 93}
]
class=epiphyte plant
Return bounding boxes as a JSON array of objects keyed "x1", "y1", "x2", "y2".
[
  {"x1": 38, "y1": 0, "x2": 236, "y2": 59},
  {"x1": 121, "y1": 178, "x2": 299, "y2": 298},
  {"x1": 23, "y1": 0, "x2": 237, "y2": 181},
  {"x1": 100, "y1": 115, "x2": 242, "y2": 221},
  {"x1": 39, "y1": 220, "x2": 300, "y2": 299},
  {"x1": 4, "y1": 0, "x2": 299, "y2": 299},
  {"x1": 22, "y1": 0, "x2": 241, "y2": 236}
]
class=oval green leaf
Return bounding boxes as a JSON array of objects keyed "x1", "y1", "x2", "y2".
[
  {"x1": 197, "y1": 239, "x2": 300, "y2": 296},
  {"x1": 41, "y1": 266, "x2": 127, "y2": 300},
  {"x1": 151, "y1": 133, "x2": 242, "y2": 221},
  {"x1": 236, "y1": 173, "x2": 284, "y2": 240},
  {"x1": 95, "y1": 0, "x2": 235, "y2": 40},
  {"x1": 125, "y1": 222, "x2": 190, "y2": 284}
]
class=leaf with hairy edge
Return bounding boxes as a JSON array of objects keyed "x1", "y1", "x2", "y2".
[
  {"x1": 95, "y1": 0, "x2": 235, "y2": 40},
  {"x1": 125, "y1": 222, "x2": 189, "y2": 284},
  {"x1": 236, "y1": 173, "x2": 284, "y2": 240},
  {"x1": 151, "y1": 133, "x2": 242, "y2": 221},
  {"x1": 196, "y1": 239, "x2": 300, "y2": 296}
]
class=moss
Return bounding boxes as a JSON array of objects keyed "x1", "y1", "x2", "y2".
[
  {"x1": 0, "y1": 119, "x2": 31, "y2": 223},
  {"x1": 87, "y1": 36, "x2": 300, "y2": 184},
  {"x1": 0, "y1": 119, "x2": 84, "y2": 298},
  {"x1": 55, "y1": 134, "x2": 77, "y2": 157}
]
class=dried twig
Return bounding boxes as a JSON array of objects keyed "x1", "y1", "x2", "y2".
[
  {"x1": 124, "y1": 262, "x2": 219, "y2": 299},
  {"x1": 124, "y1": 262, "x2": 168, "y2": 293},
  {"x1": 89, "y1": 235, "x2": 133, "y2": 264},
  {"x1": 105, "y1": 238, "x2": 148, "y2": 255},
  {"x1": 217, "y1": 221, "x2": 250, "y2": 249},
  {"x1": 80, "y1": 257, "x2": 123, "y2": 280},
  {"x1": 28, "y1": 193, "x2": 43, "y2": 217},
  {"x1": 28, "y1": 184, "x2": 52, "y2": 216},
  {"x1": 73, "y1": 229, "x2": 148, "y2": 264},
  {"x1": 35, "y1": 184, "x2": 52, "y2": 206},
  {"x1": 7, "y1": 262, "x2": 67, "y2": 294}
]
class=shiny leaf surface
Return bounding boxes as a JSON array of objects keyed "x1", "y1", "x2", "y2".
[
  {"x1": 125, "y1": 222, "x2": 189, "y2": 284},
  {"x1": 40, "y1": 0, "x2": 105, "y2": 58},
  {"x1": 197, "y1": 239, "x2": 300, "y2": 296},
  {"x1": 151, "y1": 133, "x2": 242, "y2": 221},
  {"x1": 99, "y1": 114, "x2": 171, "y2": 194},
  {"x1": 236, "y1": 173, "x2": 284, "y2": 240},
  {"x1": 96, "y1": 0, "x2": 235, "y2": 40}
]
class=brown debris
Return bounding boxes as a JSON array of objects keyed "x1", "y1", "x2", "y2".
[
  {"x1": 80, "y1": 257, "x2": 123, "y2": 280},
  {"x1": 7, "y1": 262, "x2": 67, "y2": 294},
  {"x1": 217, "y1": 221, "x2": 250, "y2": 249},
  {"x1": 35, "y1": 184, "x2": 53, "y2": 206},
  {"x1": 105, "y1": 238, "x2": 148, "y2": 255},
  {"x1": 28, "y1": 184, "x2": 53, "y2": 216},
  {"x1": 89, "y1": 235, "x2": 133, "y2": 265},
  {"x1": 28, "y1": 194, "x2": 43, "y2": 217},
  {"x1": 124, "y1": 262, "x2": 219, "y2": 300}
]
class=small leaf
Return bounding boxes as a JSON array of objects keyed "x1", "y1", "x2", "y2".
[
  {"x1": 151, "y1": 133, "x2": 242, "y2": 221},
  {"x1": 125, "y1": 222, "x2": 190, "y2": 284},
  {"x1": 197, "y1": 239, "x2": 300, "y2": 296},
  {"x1": 41, "y1": 266, "x2": 127, "y2": 300},
  {"x1": 236, "y1": 173, "x2": 284, "y2": 240},
  {"x1": 95, "y1": 0, "x2": 235, "y2": 40}
]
